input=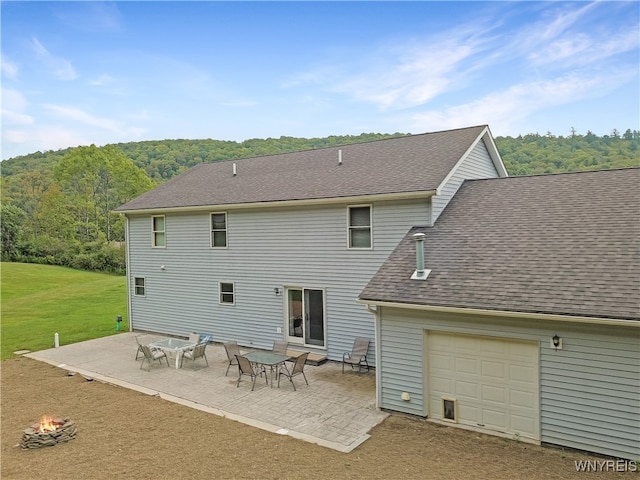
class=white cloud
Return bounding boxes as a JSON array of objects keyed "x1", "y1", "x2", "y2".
[
  {"x1": 2, "y1": 125, "x2": 91, "y2": 152},
  {"x1": 527, "y1": 20, "x2": 639, "y2": 68},
  {"x1": 90, "y1": 74, "x2": 116, "y2": 87},
  {"x1": 31, "y1": 37, "x2": 77, "y2": 81},
  {"x1": 535, "y1": 1, "x2": 599, "y2": 41},
  {"x1": 43, "y1": 104, "x2": 124, "y2": 133},
  {"x1": 291, "y1": 27, "x2": 492, "y2": 111},
  {"x1": 1, "y1": 56, "x2": 19, "y2": 80},
  {"x1": 1, "y1": 89, "x2": 33, "y2": 125},
  {"x1": 41, "y1": 104, "x2": 148, "y2": 141},
  {"x1": 410, "y1": 69, "x2": 635, "y2": 135}
]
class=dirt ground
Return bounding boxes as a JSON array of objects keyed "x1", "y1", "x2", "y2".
[{"x1": 1, "y1": 357, "x2": 635, "y2": 480}]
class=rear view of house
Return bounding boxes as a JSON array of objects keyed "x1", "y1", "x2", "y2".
[{"x1": 115, "y1": 125, "x2": 507, "y2": 363}]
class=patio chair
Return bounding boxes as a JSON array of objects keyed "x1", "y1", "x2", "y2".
[
  {"x1": 139, "y1": 344, "x2": 169, "y2": 370},
  {"x1": 181, "y1": 343, "x2": 209, "y2": 369},
  {"x1": 135, "y1": 334, "x2": 159, "y2": 360},
  {"x1": 235, "y1": 354, "x2": 267, "y2": 391},
  {"x1": 223, "y1": 341, "x2": 241, "y2": 376},
  {"x1": 272, "y1": 339, "x2": 288, "y2": 355},
  {"x1": 342, "y1": 337, "x2": 370, "y2": 374},
  {"x1": 188, "y1": 333, "x2": 201, "y2": 344},
  {"x1": 278, "y1": 352, "x2": 309, "y2": 391}
]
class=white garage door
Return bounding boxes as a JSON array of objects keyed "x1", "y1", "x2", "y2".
[{"x1": 427, "y1": 332, "x2": 539, "y2": 441}]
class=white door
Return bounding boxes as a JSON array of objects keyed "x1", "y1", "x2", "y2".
[{"x1": 427, "y1": 332, "x2": 539, "y2": 441}]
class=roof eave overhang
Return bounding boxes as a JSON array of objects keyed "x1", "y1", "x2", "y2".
[
  {"x1": 114, "y1": 189, "x2": 437, "y2": 215},
  {"x1": 355, "y1": 299, "x2": 640, "y2": 327}
]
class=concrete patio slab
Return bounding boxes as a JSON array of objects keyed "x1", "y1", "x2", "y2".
[{"x1": 25, "y1": 333, "x2": 388, "y2": 452}]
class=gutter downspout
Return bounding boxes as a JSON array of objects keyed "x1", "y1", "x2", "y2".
[
  {"x1": 360, "y1": 303, "x2": 382, "y2": 409},
  {"x1": 124, "y1": 215, "x2": 133, "y2": 332}
]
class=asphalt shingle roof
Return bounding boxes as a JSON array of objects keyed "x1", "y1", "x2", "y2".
[
  {"x1": 116, "y1": 126, "x2": 488, "y2": 211},
  {"x1": 359, "y1": 168, "x2": 640, "y2": 321}
]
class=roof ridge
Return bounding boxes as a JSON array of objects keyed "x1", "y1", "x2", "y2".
[{"x1": 197, "y1": 125, "x2": 488, "y2": 165}]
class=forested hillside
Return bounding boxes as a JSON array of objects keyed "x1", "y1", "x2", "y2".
[{"x1": 1, "y1": 128, "x2": 638, "y2": 272}]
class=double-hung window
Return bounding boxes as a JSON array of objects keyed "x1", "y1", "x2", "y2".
[
  {"x1": 152, "y1": 215, "x2": 166, "y2": 248},
  {"x1": 211, "y1": 212, "x2": 227, "y2": 248},
  {"x1": 219, "y1": 282, "x2": 235, "y2": 305},
  {"x1": 348, "y1": 205, "x2": 372, "y2": 248},
  {"x1": 134, "y1": 277, "x2": 146, "y2": 297}
]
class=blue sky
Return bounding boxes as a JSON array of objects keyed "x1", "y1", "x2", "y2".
[{"x1": 1, "y1": 1, "x2": 638, "y2": 160}]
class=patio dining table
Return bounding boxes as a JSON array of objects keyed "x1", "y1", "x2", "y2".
[
  {"x1": 243, "y1": 351, "x2": 290, "y2": 388},
  {"x1": 149, "y1": 338, "x2": 196, "y2": 369}
]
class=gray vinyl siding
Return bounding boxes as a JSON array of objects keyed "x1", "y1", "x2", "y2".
[
  {"x1": 126, "y1": 197, "x2": 430, "y2": 364},
  {"x1": 432, "y1": 139, "x2": 501, "y2": 223},
  {"x1": 376, "y1": 307, "x2": 640, "y2": 460}
]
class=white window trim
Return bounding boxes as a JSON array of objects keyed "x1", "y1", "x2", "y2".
[
  {"x1": 151, "y1": 215, "x2": 166, "y2": 248},
  {"x1": 133, "y1": 277, "x2": 146, "y2": 297},
  {"x1": 219, "y1": 281, "x2": 235, "y2": 305},
  {"x1": 210, "y1": 211, "x2": 228, "y2": 249},
  {"x1": 347, "y1": 204, "x2": 373, "y2": 249}
]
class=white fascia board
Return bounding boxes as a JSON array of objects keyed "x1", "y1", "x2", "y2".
[
  {"x1": 113, "y1": 190, "x2": 437, "y2": 215},
  {"x1": 482, "y1": 126, "x2": 508, "y2": 177},
  {"x1": 435, "y1": 126, "x2": 508, "y2": 195},
  {"x1": 355, "y1": 299, "x2": 640, "y2": 328}
]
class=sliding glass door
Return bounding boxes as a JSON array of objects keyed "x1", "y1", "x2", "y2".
[{"x1": 286, "y1": 288, "x2": 325, "y2": 347}]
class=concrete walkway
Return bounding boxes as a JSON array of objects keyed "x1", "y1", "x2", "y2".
[{"x1": 25, "y1": 333, "x2": 388, "y2": 452}]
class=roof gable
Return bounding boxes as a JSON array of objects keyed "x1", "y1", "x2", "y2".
[
  {"x1": 116, "y1": 125, "x2": 493, "y2": 212},
  {"x1": 359, "y1": 168, "x2": 640, "y2": 321}
]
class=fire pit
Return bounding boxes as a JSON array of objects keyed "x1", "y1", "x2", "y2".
[{"x1": 21, "y1": 416, "x2": 77, "y2": 449}]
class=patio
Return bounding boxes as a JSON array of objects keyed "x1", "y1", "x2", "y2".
[{"x1": 25, "y1": 332, "x2": 388, "y2": 452}]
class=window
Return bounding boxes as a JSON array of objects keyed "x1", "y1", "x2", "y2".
[
  {"x1": 210, "y1": 212, "x2": 227, "y2": 248},
  {"x1": 152, "y1": 215, "x2": 166, "y2": 247},
  {"x1": 348, "y1": 205, "x2": 372, "y2": 248},
  {"x1": 134, "y1": 277, "x2": 146, "y2": 297},
  {"x1": 219, "y1": 282, "x2": 235, "y2": 305}
]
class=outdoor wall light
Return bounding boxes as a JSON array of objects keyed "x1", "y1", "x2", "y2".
[
  {"x1": 160, "y1": 265, "x2": 166, "y2": 270},
  {"x1": 551, "y1": 334, "x2": 562, "y2": 350},
  {"x1": 274, "y1": 287, "x2": 282, "y2": 296}
]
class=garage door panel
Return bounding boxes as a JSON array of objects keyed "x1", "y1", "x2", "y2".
[
  {"x1": 430, "y1": 376, "x2": 453, "y2": 393},
  {"x1": 481, "y1": 360, "x2": 506, "y2": 380},
  {"x1": 511, "y1": 414, "x2": 537, "y2": 434},
  {"x1": 455, "y1": 380, "x2": 478, "y2": 399},
  {"x1": 458, "y1": 404, "x2": 479, "y2": 420},
  {"x1": 482, "y1": 384, "x2": 506, "y2": 403},
  {"x1": 430, "y1": 353, "x2": 453, "y2": 370},
  {"x1": 482, "y1": 409, "x2": 508, "y2": 429},
  {"x1": 510, "y1": 364, "x2": 536, "y2": 382},
  {"x1": 455, "y1": 357, "x2": 479, "y2": 375},
  {"x1": 428, "y1": 332, "x2": 539, "y2": 441},
  {"x1": 481, "y1": 338, "x2": 509, "y2": 355},
  {"x1": 510, "y1": 389, "x2": 536, "y2": 409}
]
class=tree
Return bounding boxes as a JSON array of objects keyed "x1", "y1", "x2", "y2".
[
  {"x1": 54, "y1": 145, "x2": 155, "y2": 242},
  {"x1": 1, "y1": 203, "x2": 27, "y2": 259}
]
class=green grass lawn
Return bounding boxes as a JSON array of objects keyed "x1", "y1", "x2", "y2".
[{"x1": 1, "y1": 262, "x2": 128, "y2": 360}]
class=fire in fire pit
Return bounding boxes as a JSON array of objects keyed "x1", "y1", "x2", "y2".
[{"x1": 21, "y1": 416, "x2": 77, "y2": 449}]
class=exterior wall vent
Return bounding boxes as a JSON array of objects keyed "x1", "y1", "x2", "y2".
[{"x1": 411, "y1": 232, "x2": 431, "y2": 280}]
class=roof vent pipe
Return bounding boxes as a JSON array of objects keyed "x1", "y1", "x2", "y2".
[
  {"x1": 233, "y1": 163, "x2": 237, "y2": 176},
  {"x1": 411, "y1": 232, "x2": 431, "y2": 280},
  {"x1": 338, "y1": 149, "x2": 342, "y2": 165}
]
